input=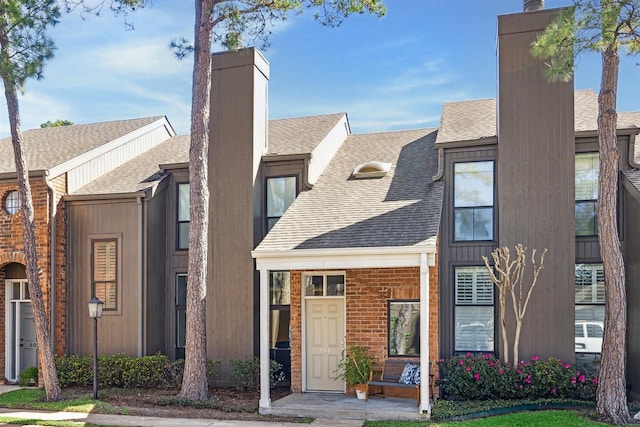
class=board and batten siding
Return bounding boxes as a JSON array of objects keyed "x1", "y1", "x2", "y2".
[
  {"x1": 163, "y1": 167, "x2": 189, "y2": 360},
  {"x1": 624, "y1": 182, "x2": 640, "y2": 399},
  {"x1": 496, "y1": 9, "x2": 575, "y2": 362},
  {"x1": 438, "y1": 147, "x2": 497, "y2": 358},
  {"x1": 66, "y1": 124, "x2": 173, "y2": 194},
  {"x1": 207, "y1": 49, "x2": 269, "y2": 379},
  {"x1": 145, "y1": 180, "x2": 168, "y2": 355},
  {"x1": 66, "y1": 199, "x2": 142, "y2": 356}
]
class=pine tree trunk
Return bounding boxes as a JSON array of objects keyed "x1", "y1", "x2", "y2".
[
  {"x1": 3, "y1": 83, "x2": 61, "y2": 401},
  {"x1": 179, "y1": 0, "x2": 213, "y2": 401},
  {"x1": 595, "y1": 42, "x2": 630, "y2": 425}
]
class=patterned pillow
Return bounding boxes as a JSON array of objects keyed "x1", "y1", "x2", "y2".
[
  {"x1": 398, "y1": 363, "x2": 417, "y2": 384},
  {"x1": 413, "y1": 366, "x2": 421, "y2": 385}
]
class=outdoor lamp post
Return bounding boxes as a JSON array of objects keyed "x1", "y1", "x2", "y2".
[{"x1": 88, "y1": 297, "x2": 103, "y2": 399}]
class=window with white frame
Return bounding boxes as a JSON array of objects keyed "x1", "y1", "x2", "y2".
[
  {"x1": 177, "y1": 183, "x2": 190, "y2": 249},
  {"x1": 454, "y1": 266, "x2": 494, "y2": 352},
  {"x1": 575, "y1": 264, "x2": 604, "y2": 354},
  {"x1": 575, "y1": 153, "x2": 599, "y2": 236},
  {"x1": 454, "y1": 161, "x2": 494, "y2": 241}
]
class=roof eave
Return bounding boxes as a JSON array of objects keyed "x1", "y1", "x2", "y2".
[
  {"x1": 435, "y1": 136, "x2": 498, "y2": 148},
  {"x1": 65, "y1": 191, "x2": 148, "y2": 202},
  {"x1": 0, "y1": 169, "x2": 48, "y2": 182},
  {"x1": 252, "y1": 243, "x2": 438, "y2": 271}
]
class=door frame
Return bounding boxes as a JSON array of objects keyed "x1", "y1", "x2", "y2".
[
  {"x1": 4, "y1": 279, "x2": 34, "y2": 382},
  {"x1": 301, "y1": 271, "x2": 346, "y2": 392}
]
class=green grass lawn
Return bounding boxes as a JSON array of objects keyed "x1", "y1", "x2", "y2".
[
  {"x1": 364, "y1": 410, "x2": 609, "y2": 426},
  {"x1": 0, "y1": 389, "x2": 613, "y2": 427},
  {"x1": 0, "y1": 389, "x2": 123, "y2": 427}
]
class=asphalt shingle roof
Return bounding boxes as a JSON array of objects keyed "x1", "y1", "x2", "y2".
[
  {"x1": 0, "y1": 116, "x2": 164, "y2": 173},
  {"x1": 255, "y1": 128, "x2": 444, "y2": 251},
  {"x1": 623, "y1": 168, "x2": 640, "y2": 194},
  {"x1": 436, "y1": 90, "x2": 639, "y2": 145},
  {"x1": 267, "y1": 113, "x2": 346, "y2": 155},
  {"x1": 72, "y1": 114, "x2": 348, "y2": 195},
  {"x1": 72, "y1": 135, "x2": 190, "y2": 195}
]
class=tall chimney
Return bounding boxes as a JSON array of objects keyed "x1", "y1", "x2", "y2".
[
  {"x1": 497, "y1": 8, "x2": 574, "y2": 362},
  {"x1": 524, "y1": 0, "x2": 544, "y2": 12}
]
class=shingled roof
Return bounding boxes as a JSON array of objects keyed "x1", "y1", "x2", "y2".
[
  {"x1": 71, "y1": 114, "x2": 347, "y2": 196},
  {"x1": 255, "y1": 128, "x2": 444, "y2": 251},
  {"x1": 0, "y1": 116, "x2": 165, "y2": 173},
  {"x1": 72, "y1": 135, "x2": 190, "y2": 196},
  {"x1": 267, "y1": 113, "x2": 347, "y2": 156},
  {"x1": 436, "y1": 89, "x2": 638, "y2": 145}
]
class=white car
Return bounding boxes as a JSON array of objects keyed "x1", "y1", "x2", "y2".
[{"x1": 575, "y1": 321, "x2": 603, "y2": 353}]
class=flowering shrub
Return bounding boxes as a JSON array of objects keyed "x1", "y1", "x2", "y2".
[{"x1": 438, "y1": 353, "x2": 597, "y2": 401}]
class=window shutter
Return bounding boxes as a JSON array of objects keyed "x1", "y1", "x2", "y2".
[{"x1": 92, "y1": 240, "x2": 117, "y2": 310}]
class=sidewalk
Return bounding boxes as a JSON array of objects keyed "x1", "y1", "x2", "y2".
[
  {"x1": 0, "y1": 385, "x2": 363, "y2": 427},
  {"x1": 0, "y1": 408, "x2": 363, "y2": 426}
]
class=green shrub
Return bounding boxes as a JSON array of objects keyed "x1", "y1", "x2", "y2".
[
  {"x1": 55, "y1": 354, "x2": 92, "y2": 387},
  {"x1": 230, "y1": 356, "x2": 285, "y2": 390},
  {"x1": 18, "y1": 366, "x2": 38, "y2": 386},
  {"x1": 56, "y1": 353, "x2": 171, "y2": 388},
  {"x1": 438, "y1": 353, "x2": 597, "y2": 401}
]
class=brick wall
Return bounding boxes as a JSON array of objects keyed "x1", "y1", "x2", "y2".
[
  {"x1": 289, "y1": 264, "x2": 439, "y2": 393},
  {"x1": 0, "y1": 178, "x2": 66, "y2": 378}
]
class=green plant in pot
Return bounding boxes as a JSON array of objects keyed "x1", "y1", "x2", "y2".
[{"x1": 336, "y1": 344, "x2": 372, "y2": 398}]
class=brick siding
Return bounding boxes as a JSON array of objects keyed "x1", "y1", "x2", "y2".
[
  {"x1": 289, "y1": 264, "x2": 439, "y2": 393},
  {"x1": 0, "y1": 178, "x2": 67, "y2": 378}
]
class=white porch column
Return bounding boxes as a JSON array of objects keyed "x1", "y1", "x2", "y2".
[
  {"x1": 419, "y1": 253, "x2": 431, "y2": 414},
  {"x1": 259, "y1": 268, "x2": 271, "y2": 409}
]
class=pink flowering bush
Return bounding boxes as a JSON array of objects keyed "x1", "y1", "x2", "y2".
[{"x1": 437, "y1": 354, "x2": 597, "y2": 401}]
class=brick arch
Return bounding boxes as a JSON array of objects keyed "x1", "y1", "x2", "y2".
[{"x1": 0, "y1": 252, "x2": 26, "y2": 269}]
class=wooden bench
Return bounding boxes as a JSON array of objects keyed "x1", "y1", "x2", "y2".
[{"x1": 365, "y1": 359, "x2": 433, "y2": 406}]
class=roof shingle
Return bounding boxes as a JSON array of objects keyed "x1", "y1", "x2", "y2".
[
  {"x1": 255, "y1": 128, "x2": 444, "y2": 251},
  {"x1": 0, "y1": 116, "x2": 165, "y2": 173}
]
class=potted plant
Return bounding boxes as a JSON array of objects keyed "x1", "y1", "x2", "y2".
[{"x1": 336, "y1": 344, "x2": 373, "y2": 399}]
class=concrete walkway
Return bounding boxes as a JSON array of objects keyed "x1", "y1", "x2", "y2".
[
  {"x1": 0, "y1": 408, "x2": 363, "y2": 426},
  {"x1": 0, "y1": 385, "x2": 363, "y2": 427}
]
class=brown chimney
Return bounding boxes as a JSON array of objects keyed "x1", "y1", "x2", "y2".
[{"x1": 523, "y1": 0, "x2": 544, "y2": 11}]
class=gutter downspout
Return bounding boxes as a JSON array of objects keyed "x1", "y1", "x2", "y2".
[
  {"x1": 137, "y1": 195, "x2": 144, "y2": 356},
  {"x1": 432, "y1": 148, "x2": 444, "y2": 182},
  {"x1": 44, "y1": 172, "x2": 57, "y2": 348},
  {"x1": 629, "y1": 134, "x2": 639, "y2": 169},
  {"x1": 419, "y1": 253, "x2": 431, "y2": 415}
]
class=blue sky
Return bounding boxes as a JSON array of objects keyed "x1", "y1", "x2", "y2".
[{"x1": 0, "y1": 0, "x2": 638, "y2": 137}]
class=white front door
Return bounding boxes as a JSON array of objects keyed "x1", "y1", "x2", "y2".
[
  {"x1": 305, "y1": 298, "x2": 344, "y2": 391},
  {"x1": 5, "y1": 280, "x2": 37, "y2": 382}
]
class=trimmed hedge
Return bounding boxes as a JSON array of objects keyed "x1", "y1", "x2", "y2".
[{"x1": 55, "y1": 354, "x2": 221, "y2": 389}]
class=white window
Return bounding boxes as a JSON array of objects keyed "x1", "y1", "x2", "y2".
[
  {"x1": 575, "y1": 264, "x2": 604, "y2": 354},
  {"x1": 454, "y1": 266, "x2": 494, "y2": 352},
  {"x1": 4, "y1": 190, "x2": 21, "y2": 215}
]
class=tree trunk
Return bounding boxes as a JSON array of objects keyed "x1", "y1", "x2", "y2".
[
  {"x1": 179, "y1": 0, "x2": 213, "y2": 401},
  {"x1": 499, "y1": 291, "x2": 509, "y2": 364},
  {"x1": 595, "y1": 42, "x2": 630, "y2": 425},
  {"x1": 2, "y1": 83, "x2": 61, "y2": 401},
  {"x1": 513, "y1": 318, "x2": 522, "y2": 366}
]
